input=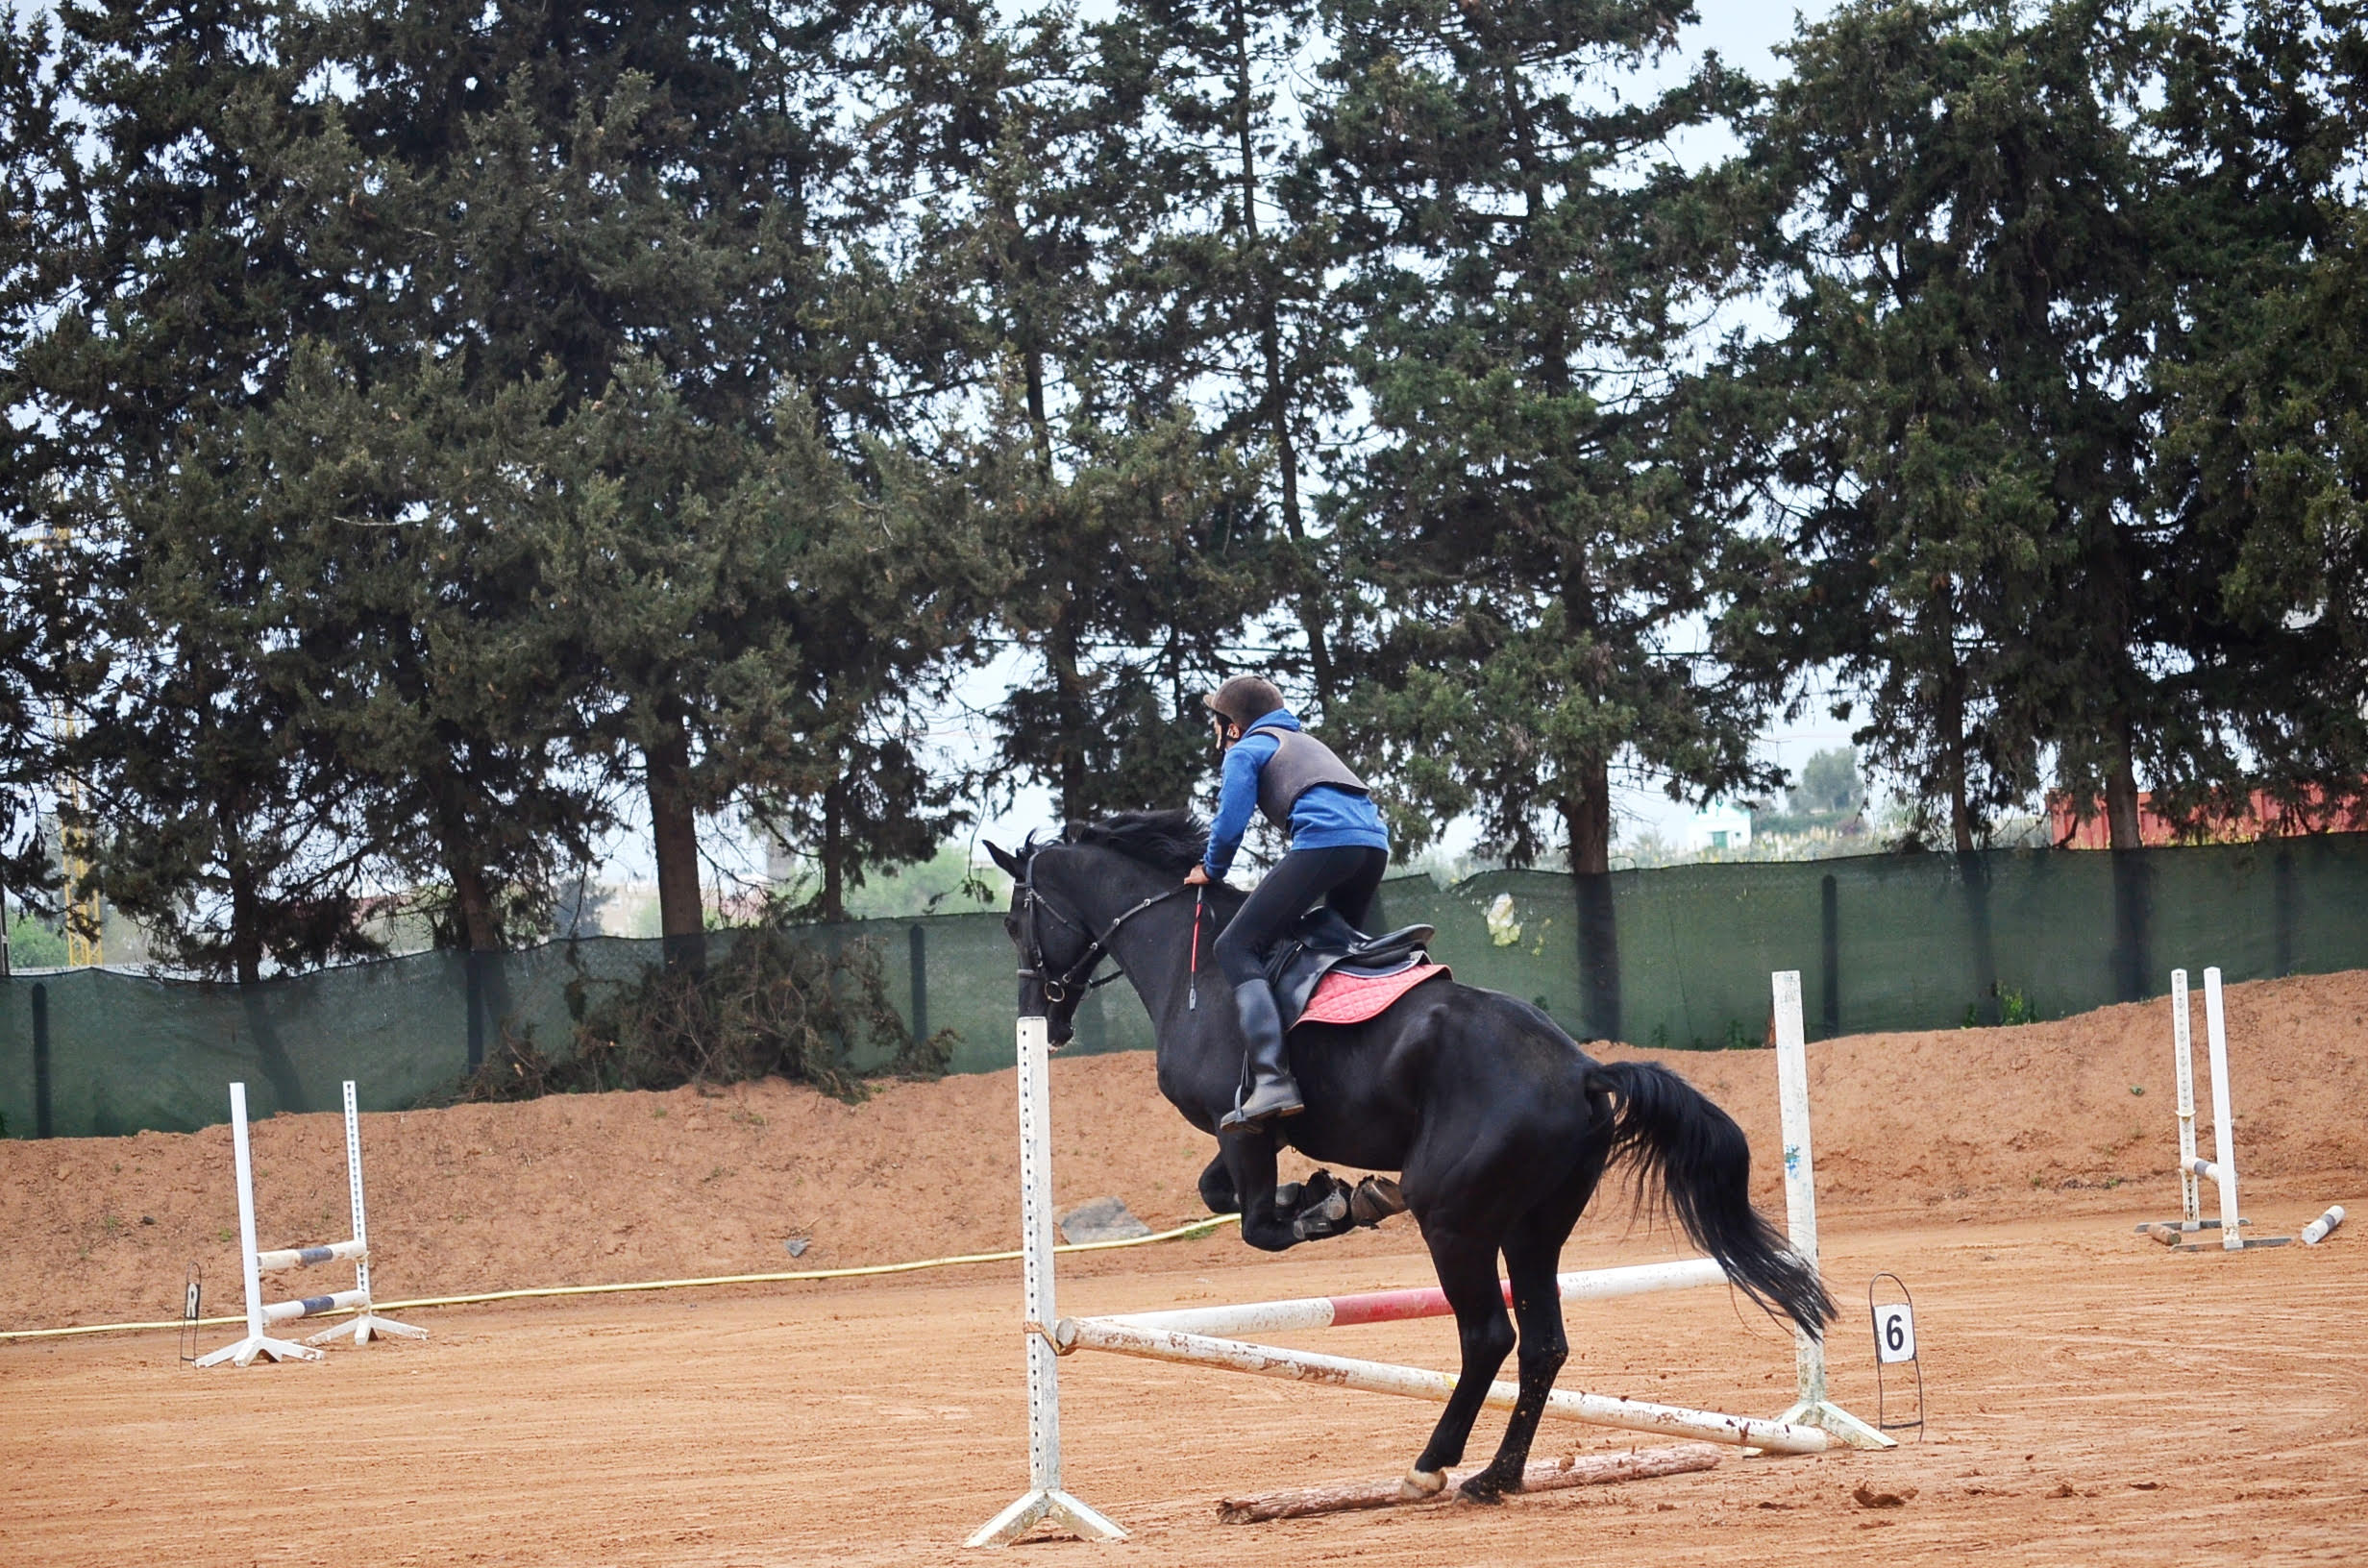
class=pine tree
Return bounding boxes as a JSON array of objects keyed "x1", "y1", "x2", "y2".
[
  {"x1": 18, "y1": 0, "x2": 397, "y2": 980},
  {"x1": 2139, "y1": 0, "x2": 2368, "y2": 827},
  {"x1": 322, "y1": 1, "x2": 966, "y2": 965},
  {"x1": 221, "y1": 336, "x2": 608, "y2": 954},
  {"x1": 1310, "y1": 0, "x2": 1766, "y2": 871},
  {"x1": 1098, "y1": 0, "x2": 1347, "y2": 704},
  {"x1": 0, "y1": 8, "x2": 83, "y2": 920},
  {"x1": 739, "y1": 416, "x2": 998, "y2": 922},
  {"x1": 1722, "y1": 0, "x2": 2152, "y2": 850},
  {"x1": 868, "y1": 3, "x2": 1272, "y2": 823}
]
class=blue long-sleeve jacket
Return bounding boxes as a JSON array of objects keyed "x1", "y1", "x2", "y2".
[{"x1": 1203, "y1": 709, "x2": 1391, "y2": 878}]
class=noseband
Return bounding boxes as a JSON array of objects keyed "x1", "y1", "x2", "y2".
[{"x1": 1017, "y1": 855, "x2": 1190, "y2": 1005}]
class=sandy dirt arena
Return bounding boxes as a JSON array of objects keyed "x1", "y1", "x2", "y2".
[{"x1": 3, "y1": 972, "x2": 2366, "y2": 1566}]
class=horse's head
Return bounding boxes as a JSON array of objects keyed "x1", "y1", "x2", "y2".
[
  {"x1": 985, "y1": 835, "x2": 1098, "y2": 1045},
  {"x1": 986, "y1": 811, "x2": 1211, "y2": 1046}
]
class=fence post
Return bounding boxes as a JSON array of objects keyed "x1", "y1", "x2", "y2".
[
  {"x1": 1818, "y1": 874, "x2": 1840, "y2": 1040},
  {"x1": 1961, "y1": 850, "x2": 2001, "y2": 1026},
  {"x1": 2273, "y1": 849, "x2": 2297, "y2": 976},
  {"x1": 2110, "y1": 850, "x2": 2153, "y2": 1004},
  {"x1": 1573, "y1": 871, "x2": 1621, "y2": 1043},
  {"x1": 908, "y1": 923, "x2": 928, "y2": 1041},
  {"x1": 465, "y1": 950, "x2": 485, "y2": 1070},
  {"x1": 967, "y1": 1012, "x2": 1126, "y2": 1545},
  {"x1": 31, "y1": 982, "x2": 52, "y2": 1139}
]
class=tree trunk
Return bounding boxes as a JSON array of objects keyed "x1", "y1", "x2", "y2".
[
  {"x1": 1563, "y1": 762, "x2": 1613, "y2": 875},
  {"x1": 1023, "y1": 345, "x2": 1053, "y2": 482},
  {"x1": 1562, "y1": 778, "x2": 1620, "y2": 1044},
  {"x1": 229, "y1": 859, "x2": 262, "y2": 986},
  {"x1": 821, "y1": 776, "x2": 846, "y2": 923},
  {"x1": 1937, "y1": 658, "x2": 1974, "y2": 853},
  {"x1": 446, "y1": 845, "x2": 502, "y2": 952},
  {"x1": 646, "y1": 719, "x2": 706, "y2": 971},
  {"x1": 2104, "y1": 725, "x2": 2143, "y2": 849},
  {"x1": 423, "y1": 761, "x2": 504, "y2": 953},
  {"x1": 1052, "y1": 600, "x2": 1089, "y2": 822}
]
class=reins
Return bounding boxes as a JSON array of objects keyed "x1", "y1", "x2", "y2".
[{"x1": 1017, "y1": 855, "x2": 1193, "y2": 1005}]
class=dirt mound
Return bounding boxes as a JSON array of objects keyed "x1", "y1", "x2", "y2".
[{"x1": 4, "y1": 969, "x2": 2363, "y2": 1333}]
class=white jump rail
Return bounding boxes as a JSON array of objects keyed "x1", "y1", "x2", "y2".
[
  {"x1": 2136, "y1": 968, "x2": 2289, "y2": 1253},
  {"x1": 969, "y1": 969, "x2": 1885, "y2": 1546},
  {"x1": 1052, "y1": 1318, "x2": 1833, "y2": 1455},
  {"x1": 196, "y1": 1080, "x2": 427, "y2": 1368}
]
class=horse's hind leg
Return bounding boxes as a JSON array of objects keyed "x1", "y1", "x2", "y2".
[
  {"x1": 1454, "y1": 1228, "x2": 1571, "y2": 1501},
  {"x1": 1401, "y1": 1230, "x2": 1517, "y2": 1499},
  {"x1": 1456, "y1": 1141, "x2": 1606, "y2": 1501}
]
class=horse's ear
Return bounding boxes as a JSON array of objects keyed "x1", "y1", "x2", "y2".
[{"x1": 984, "y1": 840, "x2": 1025, "y2": 880}]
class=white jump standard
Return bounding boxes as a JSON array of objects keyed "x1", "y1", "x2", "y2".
[
  {"x1": 196, "y1": 1080, "x2": 426, "y2": 1368},
  {"x1": 965, "y1": 1017, "x2": 1126, "y2": 1546},
  {"x1": 970, "y1": 969, "x2": 1884, "y2": 1545},
  {"x1": 2136, "y1": 968, "x2": 2289, "y2": 1252},
  {"x1": 1769, "y1": 969, "x2": 1891, "y2": 1444}
]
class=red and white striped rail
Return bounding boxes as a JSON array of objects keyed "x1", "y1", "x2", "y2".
[
  {"x1": 1103, "y1": 1256, "x2": 1730, "y2": 1338},
  {"x1": 195, "y1": 1080, "x2": 426, "y2": 1368}
]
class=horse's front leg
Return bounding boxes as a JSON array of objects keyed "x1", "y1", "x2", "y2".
[
  {"x1": 1202, "y1": 1151, "x2": 1368, "y2": 1241},
  {"x1": 1196, "y1": 1153, "x2": 1240, "y2": 1214},
  {"x1": 1217, "y1": 1131, "x2": 1301, "y2": 1252}
]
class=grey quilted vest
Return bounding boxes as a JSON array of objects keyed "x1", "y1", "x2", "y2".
[{"x1": 1246, "y1": 725, "x2": 1369, "y2": 829}]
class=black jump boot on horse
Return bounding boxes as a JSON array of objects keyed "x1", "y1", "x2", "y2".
[{"x1": 1221, "y1": 980, "x2": 1302, "y2": 1129}]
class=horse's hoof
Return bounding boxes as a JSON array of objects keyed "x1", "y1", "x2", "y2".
[
  {"x1": 1457, "y1": 1467, "x2": 1517, "y2": 1504},
  {"x1": 1291, "y1": 1192, "x2": 1351, "y2": 1240},
  {"x1": 1398, "y1": 1468, "x2": 1447, "y2": 1502},
  {"x1": 1350, "y1": 1175, "x2": 1407, "y2": 1226},
  {"x1": 1285, "y1": 1171, "x2": 1355, "y2": 1240}
]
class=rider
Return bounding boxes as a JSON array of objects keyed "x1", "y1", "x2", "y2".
[{"x1": 1184, "y1": 675, "x2": 1391, "y2": 1129}]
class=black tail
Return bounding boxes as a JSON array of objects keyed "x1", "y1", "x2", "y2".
[{"x1": 1587, "y1": 1060, "x2": 1837, "y2": 1339}]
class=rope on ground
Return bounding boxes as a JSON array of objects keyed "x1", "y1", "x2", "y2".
[{"x1": 0, "y1": 1213, "x2": 1242, "y2": 1344}]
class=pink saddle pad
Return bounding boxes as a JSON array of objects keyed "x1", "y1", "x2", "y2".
[{"x1": 1295, "y1": 962, "x2": 1451, "y2": 1028}]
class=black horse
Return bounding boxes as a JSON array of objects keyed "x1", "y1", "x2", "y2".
[{"x1": 989, "y1": 810, "x2": 1835, "y2": 1503}]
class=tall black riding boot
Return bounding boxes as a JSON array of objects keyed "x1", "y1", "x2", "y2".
[{"x1": 1220, "y1": 980, "x2": 1303, "y2": 1130}]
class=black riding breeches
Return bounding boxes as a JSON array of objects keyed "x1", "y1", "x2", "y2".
[{"x1": 1214, "y1": 845, "x2": 1390, "y2": 989}]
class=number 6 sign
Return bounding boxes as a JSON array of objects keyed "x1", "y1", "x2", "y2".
[
  {"x1": 1875, "y1": 1301, "x2": 1915, "y2": 1363},
  {"x1": 1869, "y1": 1273, "x2": 1923, "y2": 1437}
]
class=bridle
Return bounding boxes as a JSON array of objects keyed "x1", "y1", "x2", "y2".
[{"x1": 1016, "y1": 850, "x2": 1193, "y2": 1006}]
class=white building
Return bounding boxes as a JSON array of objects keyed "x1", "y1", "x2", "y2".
[{"x1": 1685, "y1": 800, "x2": 1754, "y2": 854}]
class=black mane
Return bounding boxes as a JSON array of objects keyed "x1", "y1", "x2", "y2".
[{"x1": 1060, "y1": 809, "x2": 1209, "y2": 876}]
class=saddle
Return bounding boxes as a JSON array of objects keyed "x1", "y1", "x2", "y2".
[{"x1": 1262, "y1": 907, "x2": 1445, "y2": 1031}]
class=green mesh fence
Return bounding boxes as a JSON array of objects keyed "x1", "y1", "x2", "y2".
[{"x1": 6, "y1": 835, "x2": 2367, "y2": 1139}]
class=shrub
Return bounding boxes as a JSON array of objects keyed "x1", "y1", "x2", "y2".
[{"x1": 452, "y1": 920, "x2": 951, "y2": 1105}]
